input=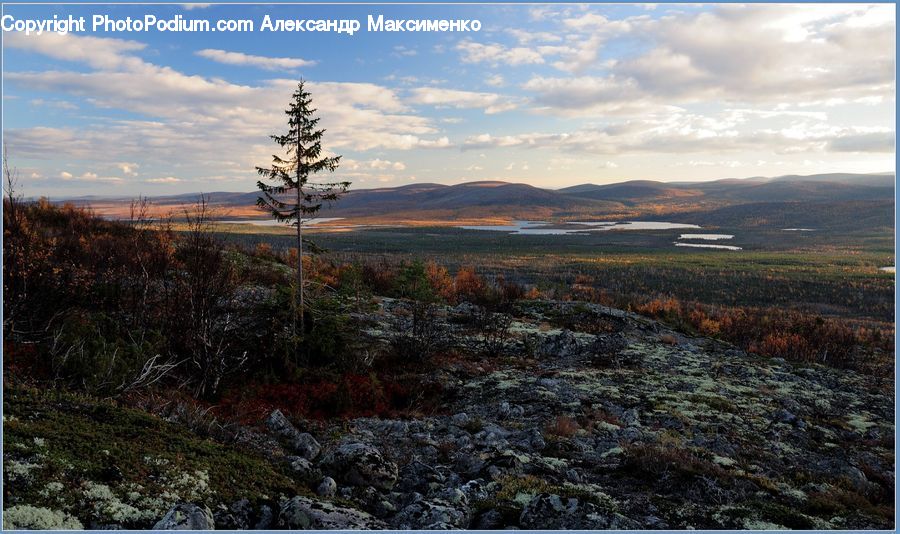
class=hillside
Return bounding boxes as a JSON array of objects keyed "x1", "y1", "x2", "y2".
[
  {"x1": 4, "y1": 300, "x2": 893, "y2": 529},
  {"x1": 4, "y1": 198, "x2": 894, "y2": 530},
  {"x1": 669, "y1": 200, "x2": 896, "y2": 231},
  {"x1": 57, "y1": 173, "x2": 894, "y2": 225}
]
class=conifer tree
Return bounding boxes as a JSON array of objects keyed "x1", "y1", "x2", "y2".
[{"x1": 256, "y1": 81, "x2": 349, "y2": 336}]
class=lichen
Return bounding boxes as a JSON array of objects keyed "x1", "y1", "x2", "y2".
[{"x1": 3, "y1": 505, "x2": 83, "y2": 530}]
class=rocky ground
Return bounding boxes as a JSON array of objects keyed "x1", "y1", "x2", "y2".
[{"x1": 3, "y1": 299, "x2": 895, "y2": 530}]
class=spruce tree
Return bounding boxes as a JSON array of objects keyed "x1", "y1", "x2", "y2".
[{"x1": 256, "y1": 81, "x2": 349, "y2": 338}]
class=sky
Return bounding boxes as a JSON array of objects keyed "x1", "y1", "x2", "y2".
[{"x1": 1, "y1": 2, "x2": 896, "y2": 197}]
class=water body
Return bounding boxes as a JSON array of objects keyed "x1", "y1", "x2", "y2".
[
  {"x1": 679, "y1": 234, "x2": 734, "y2": 241},
  {"x1": 674, "y1": 242, "x2": 743, "y2": 251},
  {"x1": 458, "y1": 220, "x2": 700, "y2": 235},
  {"x1": 215, "y1": 217, "x2": 344, "y2": 227}
]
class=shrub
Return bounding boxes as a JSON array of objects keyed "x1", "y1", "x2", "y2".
[{"x1": 543, "y1": 415, "x2": 580, "y2": 438}]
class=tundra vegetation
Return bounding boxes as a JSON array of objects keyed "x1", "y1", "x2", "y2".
[{"x1": 2, "y1": 136, "x2": 895, "y2": 529}]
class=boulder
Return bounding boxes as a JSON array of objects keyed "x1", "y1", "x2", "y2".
[
  {"x1": 519, "y1": 493, "x2": 637, "y2": 530},
  {"x1": 213, "y1": 499, "x2": 252, "y2": 530},
  {"x1": 320, "y1": 441, "x2": 398, "y2": 490},
  {"x1": 153, "y1": 503, "x2": 214, "y2": 530},
  {"x1": 317, "y1": 477, "x2": 337, "y2": 498},
  {"x1": 277, "y1": 496, "x2": 386, "y2": 529},
  {"x1": 391, "y1": 493, "x2": 471, "y2": 530},
  {"x1": 266, "y1": 410, "x2": 321, "y2": 460}
]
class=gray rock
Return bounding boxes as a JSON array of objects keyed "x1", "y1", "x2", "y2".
[
  {"x1": 153, "y1": 503, "x2": 214, "y2": 530},
  {"x1": 622, "y1": 408, "x2": 641, "y2": 427},
  {"x1": 266, "y1": 410, "x2": 321, "y2": 460},
  {"x1": 519, "y1": 493, "x2": 637, "y2": 530},
  {"x1": 286, "y1": 455, "x2": 315, "y2": 478},
  {"x1": 317, "y1": 477, "x2": 337, "y2": 498},
  {"x1": 391, "y1": 496, "x2": 471, "y2": 529},
  {"x1": 254, "y1": 505, "x2": 275, "y2": 530},
  {"x1": 450, "y1": 412, "x2": 470, "y2": 427},
  {"x1": 277, "y1": 496, "x2": 386, "y2": 529},
  {"x1": 213, "y1": 499, "x2": 251, "y2": 530},
  {"x1": 473, "y1": 509, "x2": 505, "y2": 529},
  {"x1": 514, "y1": 428, "x2": 546, "y2": 452},
  {"x1": 320, "y1": 441, "x2": 399, "y2": 490}
]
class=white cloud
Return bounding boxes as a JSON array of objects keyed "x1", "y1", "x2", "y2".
[
  {"x1": 29, "y1": 98, "x2": 77, "y2": 110},
  {"x1": 456, "y1": 40, "x2": 544, "y2": 66},
  {"x1": 116, "y1": 162, "x2": 140, "y2": 176},
  {"x1": 56, "y1": 170, "x2": 123, "y2": 183},
  {"x1": 408, "y1": 87, "x2": 517, "y2": 114},
  {"x1": 5, "y1": 33, "x2": 453, "y2": 191},
  {"x1": 146, "y1": 176, "x2": 181, "y2": 183},
  {"x1": 485, "y1": 74, "x2": 505, "y2": 88},
  {"x1": 392, "y1": 46, "x2": 417, "y2": 57},
  {"x1": 5, "y1": 32, "x2": 147, "y2": 70},
  {"x1": 462, "y1": 111, "x2": 894, "y2": 157},
  {"x1": 196, "y1": 49, "x2": 316, "y2": 70},
  {"x1": 369, "y1": 159, "x2": 406, "y2": 171}
]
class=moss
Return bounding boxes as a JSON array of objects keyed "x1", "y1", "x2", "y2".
[{"x1": 3, "y1": 385, "x2": 301, "y2": 527}]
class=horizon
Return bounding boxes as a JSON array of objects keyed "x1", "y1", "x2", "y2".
[
  {"x1": 2, "y1": 3, "x2": 895, "y2": 197},
  {"x1": 32, "y1": 170, "x2": 898, "y2": 201}
]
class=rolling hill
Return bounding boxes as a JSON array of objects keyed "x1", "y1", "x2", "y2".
[{"x1": 58, "y1": 172, "x2": 894, "y2": 228}]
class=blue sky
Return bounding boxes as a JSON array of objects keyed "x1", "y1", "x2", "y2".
[{"x1": 2, "y1": 3, "x2": 895, "y2": 196}]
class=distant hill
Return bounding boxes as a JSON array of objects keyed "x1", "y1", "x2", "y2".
[
  {"x1": 669, "y1": 199, "x2": 895, "y2": 231},
  {"x1": 558, "y1": 180, "x2": 703, "y2": 203},
  {"x1": 57, "y1": 172, "x2": 894, "y2": 227},
  {"x1": 559, "y1": 173, "x2": 894, "y2": 204}
]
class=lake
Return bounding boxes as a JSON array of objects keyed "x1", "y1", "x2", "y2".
[
  {"x1": 679, "y1": 234, "x2": 734, "y2": 241},
  {"x1": 675, "y1": 243, "x2": 743, "y2": 251},
  {"x1": 458, "y1": 220, "x2": 701, "y2": 235},
  {"x1": 215, "y1": 217, "x2": 344, "y2": 227}
]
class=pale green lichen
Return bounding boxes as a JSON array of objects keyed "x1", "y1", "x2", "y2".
[
  {"x1": 4, "y1": 459, "x2": 41, "y2": 481},
  {"x1": 846, "y1": 413, "x2": 876, "y2": 433},
  {"x1": 712, "y1": 455, "x2": 737, "y2": 467},
  {"x1": 3, "y1": 505, "x2": 83, "y2": 530}
]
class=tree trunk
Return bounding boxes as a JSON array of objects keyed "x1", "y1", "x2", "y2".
[
  {"x1": 296, "y1": 105, "x2": 305, "y2": 337},
  {"x1": 297, "y1": 206, "x2": 304, "y2": 332}
]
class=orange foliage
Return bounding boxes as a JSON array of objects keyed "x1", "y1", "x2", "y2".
[
  {"x1": 454, "y1": 266, "x2": 487, "y2": 302},
  {"x1": 426, "y1": 261, "x2": 455, "y2": 301}
]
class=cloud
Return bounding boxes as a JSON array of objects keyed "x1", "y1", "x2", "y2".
[
  {"x1": 5, "y1": 33, "x2": 453, "y2": 190},
  {"x1": 117, "y1": 162, "x2": 140, "y2": 176},
  {"x1": 369, "y1": 159, "x2": 406, "y2": 171},
  {"x1": 146, "y1": 176, "x2": 181, "y2": 183},
  {"x1": 462, "y1": 112, "x2": 895, "y2": 156},
  {"x1": 4, "y1": 32, "x2": 147, "y2": 70},
  {"x1": 456, "y1": 40, "x2": 544, "y2": 66},
  {"x1": 56, "y1": 170, "x2": 123, "y2": 183},
  {"x1": 408, "y1": 87, "x2": 517, "y2": 114},
  {"x1": 195, "y1": 49, "x2": 316, "y2": 70},
  {"x1": 29, "y1": 98, "x2": 77, "y2": 110},
  {"x1": 506, "y1": 28, "x2": 562, "y2": 44},
  {"x1": 485, "y1": 75, "x2": 505, "y2": 88},
  {"x1": 826, "y1": 131, "x2": 895, "y2": 153},
  {"x1": 392, "y1": 46, "x2": 417, "y2": 57},
  {"x1": 515, "y1": 4, "x2": 895, "y2": 114}
]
